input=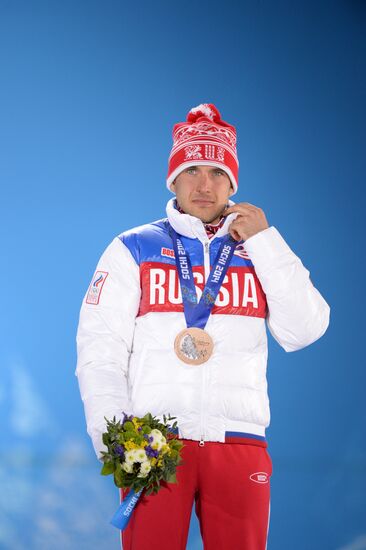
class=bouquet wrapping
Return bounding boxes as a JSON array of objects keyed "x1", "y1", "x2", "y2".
[{"x1": 100, "y1": 412, "x2": 183, "y2": 530}]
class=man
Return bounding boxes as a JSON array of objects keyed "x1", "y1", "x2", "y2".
[{"x1": 76, "y1": 104, "x2": 330, "y2": 549}]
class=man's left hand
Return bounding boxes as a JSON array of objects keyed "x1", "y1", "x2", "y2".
[{"x1": 223, "y1": 203, "x2": 269, "y2": 241}]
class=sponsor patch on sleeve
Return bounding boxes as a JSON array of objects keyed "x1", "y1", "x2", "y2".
[
  {"x1": 161, "y1": 247, "x2": 175, "y2": 259},
  {"x1": 86, "y1": 271, "x2": 109, "y2": 305}
]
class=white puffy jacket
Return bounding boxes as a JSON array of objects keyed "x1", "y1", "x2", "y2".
[{"x1": 76, "y1": 199, "x2": 330, "y2": 458}]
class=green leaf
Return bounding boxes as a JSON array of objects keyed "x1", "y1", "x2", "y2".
[
  {"x1": 101, "y1": 462, "x2": 115, "y2": 476},
  {"x1": 114, "y1": 462, "x2": 124, "y2": 487},
  {"x1": 143, "y1": 413, "x2": 153, "y2": 424},
  {"x1": 165, "y1": 472, "x2": 177, "y2": 484}
]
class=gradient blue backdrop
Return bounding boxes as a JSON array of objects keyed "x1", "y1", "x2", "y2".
[{"x1": 1, "y1": 1, "x2": 365, "y2": 548}]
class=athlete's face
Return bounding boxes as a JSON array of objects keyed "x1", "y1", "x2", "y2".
[{"x1": 171, "y1": 165, "x2": 234, "y2": 224}]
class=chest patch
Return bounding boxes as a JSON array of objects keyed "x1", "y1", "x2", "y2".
[{"x1": 138, "y1": 262, "x2": 267, "y2": 318}]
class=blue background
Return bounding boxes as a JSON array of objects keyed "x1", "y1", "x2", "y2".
[{"x1": 1, "y1": 1, "x2": 365, "y2": 548}]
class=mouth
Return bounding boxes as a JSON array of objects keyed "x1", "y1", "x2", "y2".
[{"x1": 191, "y1": 199, "x2": 215, "y2": 206}]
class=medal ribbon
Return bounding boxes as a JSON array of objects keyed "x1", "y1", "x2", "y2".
[
  {"x1": 110, "y1": 488, "x2": 143, "y2": 530},
  {"x1": 169, "y1": 226, "x2": 238, "y2": 329}
]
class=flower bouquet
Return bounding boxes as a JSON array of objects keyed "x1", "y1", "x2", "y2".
[{"x1": 100, "y1": 412, "x2": 183, "y2": 530}]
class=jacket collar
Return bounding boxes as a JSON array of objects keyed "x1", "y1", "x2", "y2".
[{"x1": 166, "y1": 198, "x2": 238, "y2": 242}]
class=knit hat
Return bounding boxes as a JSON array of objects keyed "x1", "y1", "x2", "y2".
[{"x1": 166, "y1": 103, "x2": 239, "y2": 194}]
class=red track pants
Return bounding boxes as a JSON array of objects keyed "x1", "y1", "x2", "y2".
[{"x1": 120, "y1": 439, "x2": 272, "y2": 550}]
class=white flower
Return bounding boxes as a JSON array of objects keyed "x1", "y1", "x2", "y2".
[
  {"x1": 136, "y1": 449, "x2": 147, "y2": 462},
  {"x1": 125, "y1": 449, "x2": 147, "y2": 464},
  {"x1": 124, "y1": 450, "x2": 137, "y2": 464},
  {"x1": 137, "y1": 460, "x2": 151, "y2": 478},
  {"x1": 150, "y1": 429, "x2": 166, "y2": 451},
  {"x1": 122, "y1": 462, "x2": 133, "y2": 473}
]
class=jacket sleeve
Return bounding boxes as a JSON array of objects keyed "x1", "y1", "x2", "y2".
[
  {"x1": 243, "y1": 226, "x2": 330, "y2": 352},
  {"x1": 75, "y1": 237, "x2": 141, "y2": 459}
]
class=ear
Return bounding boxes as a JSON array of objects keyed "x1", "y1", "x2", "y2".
[
  {"x1": 170, "y1": 179, "x2": 176, "y2": 192},
  {"x1": 229, "y1": 183, "x2": 235, "y2": 197}
]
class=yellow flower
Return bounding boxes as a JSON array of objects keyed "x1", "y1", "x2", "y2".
[
  {"x1": 132, "y1": 418, "x2": 142, "y2": 430},
  {"x1": 161, "y1": 444, "x2": 171, "y2": 455},
  {"x1": 124, "y1": 441, "x2": 139, "y2": 451}
]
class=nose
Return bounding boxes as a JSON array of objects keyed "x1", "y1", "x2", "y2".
[{"x1": 196, "y1": 171, "x2": 211, "y2": 193}]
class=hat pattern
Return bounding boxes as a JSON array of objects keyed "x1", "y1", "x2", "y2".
[{"x1": 167, "y1": 103, "x2": 239, "y2": 193}]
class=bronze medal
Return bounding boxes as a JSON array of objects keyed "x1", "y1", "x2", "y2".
[{"x1": 174, "y1": 327, "x2": 214, "y2": 365}]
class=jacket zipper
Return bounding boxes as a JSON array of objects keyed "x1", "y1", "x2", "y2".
[{"x1": 203, "y1": 241, "x2": 210, "y2": 280}]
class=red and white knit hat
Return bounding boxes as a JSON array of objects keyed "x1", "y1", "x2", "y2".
[{"x1": 167, "y1": 103, "x2": 239, "y2": 194}]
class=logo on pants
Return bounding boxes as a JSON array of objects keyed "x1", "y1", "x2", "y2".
[{"x1": 249, "y1": 472, "x2": 269, "y2": 484}]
